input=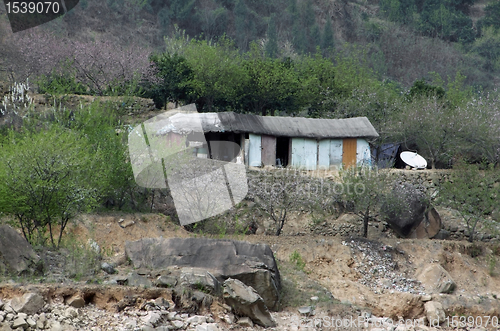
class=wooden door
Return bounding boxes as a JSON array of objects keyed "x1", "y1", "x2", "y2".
[
  {"x1": 261, "y1": 135, "x2": 276, "y2": 166},
  {"x1": 342, "y1": 138, "x2": 357, "y2": 168}
]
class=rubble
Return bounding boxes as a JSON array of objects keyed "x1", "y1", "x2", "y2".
[{"x1": 344, "y1": 239, "x2": 427, "y2": 295}]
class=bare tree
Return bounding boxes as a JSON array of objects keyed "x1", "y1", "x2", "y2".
[{"x1": 247, "y1": 168, "x2": 336, "y2": 236}]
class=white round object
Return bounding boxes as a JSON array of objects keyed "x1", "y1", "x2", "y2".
[{"x1": 400, "y1": 151, "x2": 427, "y2": 169}]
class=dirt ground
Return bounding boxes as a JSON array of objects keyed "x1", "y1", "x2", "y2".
[{"x1": 44, "y1": 211, "x2": 499, "y2": 322}]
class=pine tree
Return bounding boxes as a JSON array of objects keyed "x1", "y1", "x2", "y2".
[
  {"x1": 235, "y1": 0, "x2": 251, "y2": 51},
  {"x1": 300, "y1": 0, "x2": 315, "y2": 29},
  {"x1": 292, "y1": 21, "x2": 307, "y2": 54},
  {"x1": 321, "y1": 18, "x2": 335, "y2": 55},
  {"x1": 266, "y1": 14, "x2": 279, "y2": 58},
  {"x1": 310, "y1": 23, "x2": 321, "y2": 52}
]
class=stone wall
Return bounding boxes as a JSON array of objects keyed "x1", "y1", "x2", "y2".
[{"x1": 308, "y1": 170, "x2": 500, "y2": 243}]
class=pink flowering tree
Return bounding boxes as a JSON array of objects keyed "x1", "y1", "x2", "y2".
[{"x1": 16, "y1": 28, "x2": 152, "y2": 96}]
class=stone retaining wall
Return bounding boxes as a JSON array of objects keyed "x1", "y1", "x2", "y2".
[{"x1": 309, "y1": 170, "x2": 500, "y2": 243}]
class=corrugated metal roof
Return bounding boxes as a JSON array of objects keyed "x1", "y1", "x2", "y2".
[{"x1": 157, "y1": 112, "x2": 379, "y2": 139}]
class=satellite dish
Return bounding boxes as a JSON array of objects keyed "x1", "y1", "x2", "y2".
[{"x1": 400, "y1": 151, "x2": 427, "y2": 169}]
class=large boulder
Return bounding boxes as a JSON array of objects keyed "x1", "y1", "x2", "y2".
[
  {"x1": 382, "y1": 183, "x2": 429, "y2": 237},
  {"x1": 125, "y1": 237, "x2": 281, "y2": 310},
  {"x1": 10, "y1": 292, "x2": 44, "y2": 315},
  {"x1": 223, "y1": 278, "x2": 276, "y2": 327},
  {"x1": 417, "y1": 264, "x2": 456, "y2": 294},
  {"x1": 413, "y1": 207, "x2": 443, "y2": 239},
  {"x1": 0, "y1": 225, "x2": 40, "y2": 275}
]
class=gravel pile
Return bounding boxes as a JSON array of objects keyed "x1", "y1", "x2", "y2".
[{"x1": 343, "y1": 239, "x2": 426, "y2": 295}]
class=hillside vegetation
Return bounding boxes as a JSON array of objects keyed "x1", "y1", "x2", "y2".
[{"x1": 1, "y1": 0, "x2": 500, "y2": 170}]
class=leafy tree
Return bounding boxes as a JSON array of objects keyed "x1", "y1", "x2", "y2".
[
  {"x1": 417, "y1": 2, "x2": 475, "y2": 43},
  {"x1": 438, "y1": 161, "x2": 498, "y2": 242},
  {"x1": 241, "y1": 51, "x2": 300, "y2": 115},
  {"x1": 56, "y1": 103, "x2": 136, "y2": 210},
  {"x1": 148, "y1": 52, "x2": 193, "y2": 108},
  {"x1": 406, "y1": 79, "x2": 445, "y2": 100},
  {"x1": 0, "y1": 126, "x2": 101, "y2": 247},
  {"x1": 294, "y1": 52, "x2": 337, "y2": 113},
  {"x1": 183, "y1": 38, "x2": 247, "y2": 111}
]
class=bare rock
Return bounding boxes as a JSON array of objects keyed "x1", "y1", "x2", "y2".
[
  {"x1": 66, "y1": 295, "x2": 85, "y2": 308},
  {"x1": 417, "y1": 264, "x2": 456, "y2": 294},
  {"x1": 154, "y1": 275, "x2": 177, "y2": 288},
  {"x1": 424, "y1": 301, "x2": 445, "y2": 325},
  {"x1": 179, "y1": 267, "x2": 221, "y2": 296},
  {"x1": 236, "y1": 316, "x2": 254, "y2": 327},
  {"x1": 0, "y1": 225, "x2": 40, "y2": 275},
  {"x1": 125, "y1": 237, "x2": 281, "y2": 310},
  {"x1": 382, "y1": 183, "x2": 428, "y2": 237},
  {"x1": 413, "y1": 207, "x2": 442, "y2": 239},
  {"x1": 195, "y1": 323, "x2": 219, "y2": 331},
  {"x1": 222, "y1": 278, "x2": 276, "y2": 327},
  {"x1": 10, "y1": 292, "x2": 44, "y2": 315},
  {"x1": 172, "y1": 287, "x2": 212, "y2": 314},
  {"x1": 127, "y1": 272, "x2": 152, "y2": 288},
  {"x1": 11, "y1": 317, "x2": 28, "y2": 329},
  {"x1": 101, "y1": 262, "x2": 116, "y2": 275}
]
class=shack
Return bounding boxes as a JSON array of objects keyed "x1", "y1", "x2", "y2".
[{"x1": 157, "y1": 111, "x2": 379, "y2": 170}]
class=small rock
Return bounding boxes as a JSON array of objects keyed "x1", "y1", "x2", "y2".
[
  {"x1": 101, "y1": 262, "x2": 116, "y2": 274},
  {"x1": 298, "y1": 306, "x2": 313, "y2": 315},
  {"x1": 223, "y1": 313, "x2": 235, "y2": 324},
  {"x1": 142, "y1": 311, "x2": 161, "y2": 326},
  {"x1": 424, "y1": 301, "x2": 445, "y2": 325},
  {"x1": 64, "y1": 307, "x2": 78, "y2": 319},
  {"x1": 66, "y1": 295, "x2": 85, "y2": 308},
  {"x1": 421, "y1": 294, "x2": 432, "y2": 302},
  {"x1": 154, "y1": 297, "x2": 170, "y2": 310},
  {"x1": 196, "y1": 323, "x2": 219, "y2": 331},
  {"x1": 171, "y1": 320, "x2": 185, "y2": 329},
  {"x1": 12, "y1": 317, "x2": 28, "y2": 329},
  {"x1": 119, "y1": 219, "x2": 135, "y2": 228},
  {"x1": 237, "y1": 316, "x2": 254, "y2": 327},
  {"x1": 26, "y1": 317, "x2": 36, "y2": 328},
  {"x1": 16, "y1": 313, "x2": 27, "y2": 320},
  {"x1": 154, "y1": 275, "x2": 177, "y2": 288},
  {"x1": 187, "y1": 315, "x2": 207, "y2": 325}
]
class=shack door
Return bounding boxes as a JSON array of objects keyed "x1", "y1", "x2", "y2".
[
  {"x1": 249, "y1": 134, "x2": 262, "y2": 167},
  {"x1": 342, "y1": 138, "x2": 357, "y2": 168},
  {"x1": 261, "y1": 135, "x2": 276, "y2": 166}
]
